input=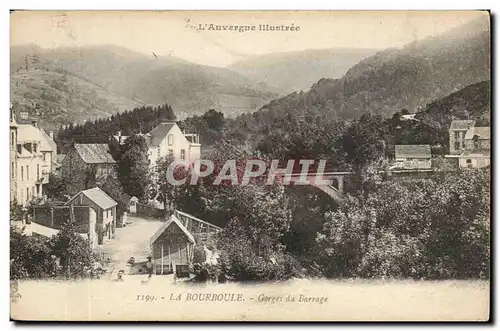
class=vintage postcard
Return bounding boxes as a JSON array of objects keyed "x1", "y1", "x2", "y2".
[{"x1": 9, "y1": 10, "x2": 491, "y2": 321}]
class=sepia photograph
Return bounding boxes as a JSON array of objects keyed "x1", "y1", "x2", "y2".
[{"x1": 9, "y1": 10, "x2": 491, "y2": 322}]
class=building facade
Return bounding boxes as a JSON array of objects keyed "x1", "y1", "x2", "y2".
[
  {"x1": 144, "y1": 123, "x2": 201, "y2": 166},
  {"x1": 449, "y1": 120, "x2": 475, "y2": 155},
  {"x1": 66, "y1": 187, "x2": 117, "y2": 245},
  {"x1": 10, "y1": 112, "x2": 18, "y2": 203},
  {"x1": 393, "y1": 145, "x2": 432, "y2": 170},
  {"x1": 61, "y1": 144, "x2": 117, "y2": 194},
  {"x1": 447, "y1": 120, "x2": 490, "y2": 169},
  {"x1": 15, "y1": 123, "x2": 55, "y2": 206}
]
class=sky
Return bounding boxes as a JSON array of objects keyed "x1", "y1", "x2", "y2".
[{"x1": 10, "y1": 10, "x2": 487, "y2": 67}]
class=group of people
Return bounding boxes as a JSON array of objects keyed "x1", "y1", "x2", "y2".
[{"x1": 115, "y1": 256, "x2": 154, "y2": 282}]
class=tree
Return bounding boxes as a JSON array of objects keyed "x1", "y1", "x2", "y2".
[
  {"x1": 49, "y1": 220, "x2": 94, "y2": 279},
  {"x1": 44, "y1": 173, "x2": 70, "y2": 201},
  {"x1": 99, "y1": 176, "x2": 130, "y2": 225},
  {"x1": 116, "y1": 135, "x2": 151, "y2": 200},
  {"x1": 341, "y1": 114, "x2": 386, "y2": 170}
]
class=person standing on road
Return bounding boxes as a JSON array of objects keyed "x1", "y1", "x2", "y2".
[{"x1": 146, "y1": 256, "x2": 153, "y2": 278}]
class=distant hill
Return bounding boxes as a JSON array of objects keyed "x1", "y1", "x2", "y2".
[
  {"x1": 228, "y1": 48, "x2": 378, "y2": 93},
  {"x1": 10, "y1": 44, "x2": 279, "y2": 129},
  {"x1": 258, "y1": 16, "x2": 490, "y2": 120}
]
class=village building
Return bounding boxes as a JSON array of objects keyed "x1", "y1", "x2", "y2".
[
  {"x1": 449, "y1": 119, "x2": 475, "y2": 155},
  {"x1": 61, "y1": 144, "x2": 117, "y2": 193},
  {"x1": 446, "y1": 120, "x2": 490, "y2": 169},
  {"x1": 393, "y1": 145, "x2": 432, "y2": 170},
  {"x1": 10, "y1": 111, "x2": 18, "y2": 203},
  {"x1": 65, "y1": 187, "x2": 118, "y2": 245},
  {"x1": 149, "y1": 210, "x2": 221, "y2": 277},
  {"x1": 15, "y1": 123, "x2": 56, "y2": 206},
  {"x1": 111, "y1": 122, "x2": 201, "y2": 167},
  {"x1": 31, "y1": 204, "x2": 99, "y2": 251}
]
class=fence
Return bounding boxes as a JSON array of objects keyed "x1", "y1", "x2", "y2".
[
  {"x1": 135, "y1": 202, "x2": 165, "y2": 219},
  {"x1": 32, "y1": 205, "x2": 91, "y2": 233}
]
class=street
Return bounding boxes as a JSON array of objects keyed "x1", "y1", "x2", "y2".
[{"x1": 100, "y1": 214, "x2": 165, "y2": 280}]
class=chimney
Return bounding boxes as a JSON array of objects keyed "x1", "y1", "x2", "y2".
[{"x1": 49, "y1": 131, "x2": 54, "y2": 140}]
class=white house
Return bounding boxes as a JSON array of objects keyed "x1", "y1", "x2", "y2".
[
  {"x1": 393, "y1": 145, "x2": 432, "y2": 170},
  {"x1": 112, "y1": 123, "x2": 201, "y2": 168},
  {"x1": 15, "y1": 122, "x2": 56, "y2": 206},
  {"x1": 446, "y1": 120, "x2": 490, "y2": 169},
  {"x1": 144, "y1": 122, "x2": 201, "y2": 166}
]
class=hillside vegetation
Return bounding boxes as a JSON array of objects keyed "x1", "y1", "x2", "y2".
[
  {"x1": 10, "y1": 44, "x2": 279, "y2": 129},
  {"x1": 258, "y1": 17, "x2": 490, "y2": 120}
]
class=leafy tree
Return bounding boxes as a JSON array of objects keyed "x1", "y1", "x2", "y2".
[
  {"x1": 116, "y1": 135, "x2": 151, "y2": 200},
  {"x1": 49, "y1": 220, "x2": 94, "y2": 279},
  {"x1": 99, "y1": 176, "x2": 130, "y2": 224},
  {"x1": 341, "y1": 114, "x2": 386, "y2": 170},
  {"x1": 44, "y1": 173, "x2": 70, "y2": 201}
]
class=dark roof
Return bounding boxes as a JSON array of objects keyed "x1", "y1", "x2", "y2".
[
  {"x1": 66, "y1": 187, "x2": 117, "y2": 210},
  {"x1": 450, "y1": 120, "x2": 475, "y2": 131},
  {"x1": 74, "y1": 144, "x2": 116, "y2": 164},
  {"x1": 465, "y1": 127, "x2": 490, "y2": 140},
  {"x1": 395, "y1": 145, "x2": 431, "y2": 159},
  {"x1": 148, "y1": 122, "x2": 176, "y2": 146}
]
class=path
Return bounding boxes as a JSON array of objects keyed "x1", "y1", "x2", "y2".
[{"x1": 100, "y1": 214, "x2": 164, "y2": 280}]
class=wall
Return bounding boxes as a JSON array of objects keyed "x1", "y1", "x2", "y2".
[
  {"x1": 148, "y1": 125, "x2": 201, "y2": 166},
  {"x1": 449, "y1": 130, "x2": 467, "y2": 155},
  {"x1": 61, "y1": 148, "x2": 116, "y2": 194},
  {"x1": 459, "y1": 156, "x2": 490, "y2": 169},
  {"x1": 464, "y1": 138, "x2": 491, "y2": 151},
  {"x1": 16, "y1": 146, "x2": 44, "y2": 206},
  {"x1": 67, "y1": 192, "x2": 117, "y2": 244},
  {"x1": 136, "y1": 202, "x2": 164, "y2": 219},
  {"x1": 10, "y1": 127, "x2": 17, "y2": 202},
  {"x1": 151, "y1": 222, "x2": 193, "y2": 275},
  {"x1": 395, "y1": 158, "x2": 432, "y2": 170},
  {"x1": 32, "y1": 205, "x2": 91, "y2": 230}
]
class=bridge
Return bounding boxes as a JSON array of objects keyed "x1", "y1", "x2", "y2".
[{"x1": 275, "y1": 171, "x2": 354, "y2": 201}]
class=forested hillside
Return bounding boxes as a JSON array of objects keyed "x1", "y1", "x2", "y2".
[{"x1": 258, "y1": 17, "x2": 490, "y2": 120}]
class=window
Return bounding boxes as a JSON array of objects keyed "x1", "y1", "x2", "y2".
[
  {"x1": 11, "y1": 162, "x2": 14, "y2": 179},
  {"x1": 168, "y1": 149, "x2": 173, "y2": 156},
  {"x1": 454, "y1": 141, "x2": 461, "y2": 151},
  {"x1": 466, "y1": 159, "x2": 472, "y2": 163},
  {"x1": 11, "y1": 132, "x2": 14, "y2": 148},
  {"x1": 33, "y1": 144, "x2": 37, "y2": 153},
  {"x1": 32, "y1": 186, "x2": 35, "y2": 198},
  {"x1": 37, "y1": 164, "x2": 40, "y2": 179},
  {"x1": 27, "y1": 165, "x2": 29, "y2": 180},
  {"x1": 180, "y1": 149, "x2": 186, "y2": 160},
  {"x1": 168, "y1": 134, "x2": 173, "y2": 146},
  {"x1": 26, "y1": 188, "x2": 29, "y2": 200},
  {"x1": 43, "y1": 153, "x2": 47, "y2": 162},
  {"x1": 21, "y1": 166, "x2": 23, "y2": 181}
]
